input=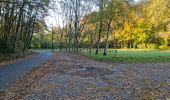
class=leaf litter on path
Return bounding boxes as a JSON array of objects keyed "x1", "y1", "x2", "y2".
[{"x1": 1, "y1": 52, "x2": 170, "y2": 100}]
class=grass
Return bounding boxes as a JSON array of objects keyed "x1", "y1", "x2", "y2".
[
  {"x1": 0, "y1": 51, "x2": 35, "y2": 63},
  {"x1": 81, "y1": 49, "x2": 170, "y2": 63}
]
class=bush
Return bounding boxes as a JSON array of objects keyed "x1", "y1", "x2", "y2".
[
  {"x1": 138, "y1": 43, "x2": 158, "y2": 49},
  {"x1": 159, "y1": 45, "x2": 169, "y2": 49},
  {"x1": 147, "y1": 44, "x2": 158, "y2": 49},
  {"x1": 0, "y1": 51, "x2": 33, "y2": 63}
]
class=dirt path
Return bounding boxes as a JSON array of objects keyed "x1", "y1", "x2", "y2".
[{"x1": 1, "y1": 52, "x2": 169, "y2": 100}]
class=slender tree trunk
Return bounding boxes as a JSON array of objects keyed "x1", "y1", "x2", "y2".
[
  {"x1": 95, "y1": 0, "x2": 103, "y2": 54},
  {"x1": 12, "y1": 2, "x2": 25, "y2": 53},
  {"x1": 104, "y1": 18, "x2": 112, "y2": 56},
  {"x1": 65, "y1": 24, "x2": 68, "y2": 51},
  {"x1": 73, "y1": 0, "x2": 80, "y2": 52},
  {"x1": 68, "y1": 6, "x2": 72, "y2": 52},
  {"x1": 52, "y1": 27, "x2": 54, "y2": 52},
  {"x1": 68, "y1": 24, "x2": 72, "y2": 52},
  {"x1": 59, "y1": 27, "x2": 63, "y2": 52},
  {"x1": 89, "y1": 32, "x2": 93, "y2": 53},
  {"x1": 28, "y1": 18, "x2": 36, "y2": 49},
  {"x1": 2, "y1": 3, "x2": 10, "y2": 52},
  {"x1": 89, "y1": 23, "x2": 98, "y2": 53},
  {"x1": 96, "y1": 21, "x2": 102, "y2": 54},
  {"x1": 68, "y1": 31, "x2": 71, "y2": 52},
  {"x1": 74, "y1": 12, "x2": 79, "y2": 52}
]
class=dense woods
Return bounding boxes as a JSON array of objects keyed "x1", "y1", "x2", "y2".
[{"x1": 0, "y1": 0, "x2": 50, "y2": 53}]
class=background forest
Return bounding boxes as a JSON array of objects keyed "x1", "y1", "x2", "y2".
[{"x1": 1, "y1": 0, "x2": 170, "y2": 55}]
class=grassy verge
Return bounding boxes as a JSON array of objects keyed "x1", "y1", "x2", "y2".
[
  {"x1": 81, "y1": 49, "x2": 170, "y2": 63},
  {"x1": 0, "y1": 51, "x2": 36, "y2": 64}
]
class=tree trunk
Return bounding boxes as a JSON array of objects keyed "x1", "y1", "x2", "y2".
[
  {"x1": 12, "y1": 2, "x2": 25, "y2": 53},
  {"x1": 103, "y1": 17, "x2": 112, "y2": 56},
  {"x1": 95, "y1": 0, "x2": 103, "y2": 54},
  {"x1": 89, "y1": 32, "x2": 93, "y2": 53},
  {"x1": 28, "y1": 18, "x2": 36, "y2": 49},
  {"x1": 65, "y1": 23, "x2": 68, "y2": 51},
  {"x1": 52, "y1": 28, "x2": 54, "y2": 52},
  {"x1": 59, "y1": 28, "x2": 63, "y2": 52}
]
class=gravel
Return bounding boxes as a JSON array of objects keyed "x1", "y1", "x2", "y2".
[{"x1": 1, "y1": 52, "x2": 169, "y2": 100}]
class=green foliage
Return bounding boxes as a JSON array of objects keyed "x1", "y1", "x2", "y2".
[
  {"x1": 0, "y1": 0, "x2": 49, "y2": 54},
  {"x1": 31, "y1": 32, "x2": 66, "y2": 49},
  {"x1": 78, "y1": 0, "x2": 170, "y2": 50},
  {"x1": 146, "y1": 0, "x2": 170, "y2": 26},
  {"x1": 159, "y1": 45, "x2": 169, "y2": 49},
  {"x1": 138, "y1": 43, "x2": 158, "y2": 49}
]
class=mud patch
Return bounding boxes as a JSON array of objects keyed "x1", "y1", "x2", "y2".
[{"x1": 69, "y1": 67, "x2": 114, "y2": 77}]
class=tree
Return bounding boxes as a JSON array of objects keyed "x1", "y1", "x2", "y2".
[
  {"x1": 95, "y1": 0, "x2": 104, "y2": 54},
  {"x1": 0, "y1": 0, "x2": 50, "y2": 53},
  {"x1": 103, "y1": 0, "x2": 131, "y2": 55},
  {"x1": 146, "y1": 0, "x2": 170, "y2": 28}
]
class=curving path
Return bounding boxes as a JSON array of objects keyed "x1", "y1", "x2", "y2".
[{"x1": 0, "y1": 51, "x2": 54, "y2": 91}]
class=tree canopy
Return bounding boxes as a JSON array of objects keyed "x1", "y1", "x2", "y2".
[{"x1": 1, "y1": 0, "x2": 170, "y2": 54}]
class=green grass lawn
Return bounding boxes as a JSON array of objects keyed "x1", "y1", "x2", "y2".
[{"x1": 81, "y1": 49, "x2": 170, "y2": 63}]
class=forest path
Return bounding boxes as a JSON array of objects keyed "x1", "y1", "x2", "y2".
[{"x1": 0, "y1": 51, "x2": 54, "y2": 91}]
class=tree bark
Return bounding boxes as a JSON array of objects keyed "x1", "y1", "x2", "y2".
[
  {"x1": 95, "y1": 0, "x2": 103, "y2": 54},
  {"x1": 103, "y1": 17, "x2": 112, "y2": 56},
  {"x1": 12, "y1": 2, "x2": 25, "y2": 52}
]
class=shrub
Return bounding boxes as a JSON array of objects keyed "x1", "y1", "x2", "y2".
[
  {"x1": 138, "y1": 43, "x2": 158, "y2": 49},
  {"x1": 159, "y1": 45, "x2": 169, "y2": 49}
]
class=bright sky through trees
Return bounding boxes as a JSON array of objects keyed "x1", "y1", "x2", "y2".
[{"x1": 45, "y1": 0, "x2": 141, "y2": 28}]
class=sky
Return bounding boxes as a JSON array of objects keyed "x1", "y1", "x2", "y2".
[
  {"x1": 135, "y1": 0, "x2": 140, "y2": 2},
  {"x1": 45, "y1": 0, "x2": 141, "y2": 28},
  {"x1": 45, "y1": 9, "x2": 62, "y2": 28}
]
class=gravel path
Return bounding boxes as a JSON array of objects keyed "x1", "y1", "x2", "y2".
[
  {"x1": 0, "y1": 52, "x2": 53, "y2": 91},
  {"x1": 1, "y1": 52, "x2": 169, "y2": 100}
]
